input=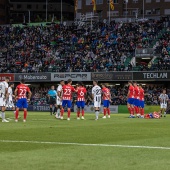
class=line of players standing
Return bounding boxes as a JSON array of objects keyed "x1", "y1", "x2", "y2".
[
  {"x1": 47, "y1": 79, "x2": 112, "y2": 120},
  {"x1": 127, "y1": 81, "x2": 169, "y2": 118}
]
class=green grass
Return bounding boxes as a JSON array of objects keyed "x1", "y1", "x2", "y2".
[{"x1": 0, "y1": 111, "x2": 170, "y2": 170}]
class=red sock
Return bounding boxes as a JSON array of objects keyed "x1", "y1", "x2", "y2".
[
  {"x1": 61, "y1": 109, "x2": 64, "y2": 117},
  {"x1": 77, "y1": 110, "x2": 80, "y2": 117},
  {"x1": 134, "y1": 106, "x2": 138, "y2": 114},
  {"x1": 82, "y1": 110, "x2": 84, "y2": 117},
  {"x1": 107, "y1": 108, "x2": 110, "y2": 115},
  {"x1": 141, "y1": 108, "x2": 144, "y2": 115},
  {"x1": 131, "y1": 107, "x2": 134, "y2": 115},
  {"x1": 24, "y1": 110, "x2": 27, "y2": 120},
  {"x1": 15, "y1": 110, "x2": 19, "y2": 119},
  {"x1": 68, "y1": 110, "x2": 71, "y2": 118},
  {"x1": 128, "y1": 107, "x2": 131, "y2": 114},
  {"x1": 103, "y1": 108, "x2": 107, "y2": 116}
]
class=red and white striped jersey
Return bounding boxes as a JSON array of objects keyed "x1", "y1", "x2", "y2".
[
  {"x1": 102, "y1": 87, "x2": 111, "y2": 100},
  {"x1": 62, "y1": 84, "x2": 75, "y2": 100},
  {"x1": 139, "y1": 88, "x2": 144, "y2": 101},
  {"x1": 16, "y1": 84, "x2": 30, "y2": 99},
  {"x1": 77, "y1": 86, "x2": 87, "y2": 101}
]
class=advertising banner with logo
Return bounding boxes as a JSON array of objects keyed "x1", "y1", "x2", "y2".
[
  {"x1": 74, "y1": 105, "x2": 118, "y2": 113},
  {"x1": 51, "y1": 72, "x2": 91, "y2": 81},
  {"x1": 133, "y1": 72, "x2": 170, "y2": 81},
  {"x1": 91, "y1": 72, "x2": 132, "y2": 81},
  {"x1": 28, "y1": 105, "x2": 74, "y2": 112},
  {"x1": 0, "y1": 74, "x2": 14, "y2": 81},
  {"x1": 15, "y1": 73, "x2": 51, "y2": 82}
]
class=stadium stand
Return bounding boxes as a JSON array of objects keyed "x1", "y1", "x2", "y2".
[{"x1": 0, "y1": 19, "x2": 169, "y2": 73}]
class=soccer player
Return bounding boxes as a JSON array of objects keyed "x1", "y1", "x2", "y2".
[
  {"x1": 56, "y1": 80, "x2": 65, "y2": 118},
  {"x1": 60, "y1": 79, "x2": 75, "y2": 120},
  {"x1": 6, "y1": 83, "x2": 16, "y2": 112},
  {"x1": 14, "y1": 79, "x2": 32, "y2": 122},
  {"x1": 0, "y1": 77, "x2": 10, "y2": 122},
  {"x1": 127, "y1": 81, "x2": 135, "y2": 118},
  {"x1": 47, "y1": 85, "x2": 57, "y2": 115},
  {"x1": 159, "y1": 89, "x2": 169, "y2": 117},
  {"x1": 76, "y1": 82, "x2": 87, "y2": 120},
  {"x1": 138, "y1": 84, "x2": 145, "y2": 118},
  {"x1": 133, "y1": 82, "x2": 140, "y2": 117},
  {"x1": 92, "y1": 80, "x2": 101, "y2": 120},
  {"x1": 101, "y1": 83, "x2": 111, "y2": 119}
]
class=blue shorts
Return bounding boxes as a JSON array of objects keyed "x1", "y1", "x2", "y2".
[
  {"x1": 16, "y1": 98, "x2": 28, "y2": 109},
  {"x1": 133, "y1": 99, "x2": 140, "y2": 107},
  {"x1": 77, "y1": 101, "x2": 85, "y2": 108},
  {"x1": 62, "y1": 100, "x2": 72, "y2": 108},
  {"x1": 103, "y1": 100, "x2": 110, "y2": 108},
  {"x1": 127, "y1": 98, "x2": 134, "y2": 105},
  {"x1": 139, "y1": 100, "x2": 144, "y2": 108}
]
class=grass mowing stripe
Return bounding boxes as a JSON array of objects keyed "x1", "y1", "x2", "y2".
[{"x1": 0, "y1": 140, "x2": 170, "y2": 150}]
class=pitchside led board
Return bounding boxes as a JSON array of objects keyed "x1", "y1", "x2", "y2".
[
  {"x1": 133, "y1": 72, "x2": 170, "y2": 81},
  {"x1": 51, "y1": 72, "x2": 91, "y2": 81},
  {"x1": 14, "y1": 73, "x2": 51, "y2": 82},
  {"x1": 91, "y1": 72, "x2": 133, "y2": 81}
]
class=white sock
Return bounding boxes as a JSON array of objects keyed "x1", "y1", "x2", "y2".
[
  {"x1": 57, "y1": 109, "x2": 60, "y2": 116},
  {"x1": 1, "y1": 112, "x2": 5, "y2": 120},
  {"x1": 164, "y1": 112, "x2": 166, "y2": 115},
  {"x1": 95, "y1": 111, "x2": 99, "y2": 119}
]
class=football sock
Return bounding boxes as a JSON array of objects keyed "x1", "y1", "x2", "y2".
[
  {"x1": 53, "y1": 107, "x2": 57, "y2": 114},
  {"x1": 131, "y1": 107, "x2": 134, "y2": 115},
  {"x1": 134, "y1": 106, "x2": 138, "y2": 114},
  {"x1": 107, "y1": 108, "x2": 110, "y2": 115},
  {"x1": 50, "y1": 108, "x2": 52, "y2": 115},
  {"x1": 57, "y1": 109, "x2": 60, "y2": 116},
  {"x1": 77, "y1": 110, "x2": 80, "y2": 117},
  {"x1": 164, "y1": 112, "x2": 166, "y2": 115},
  {"x1": 24, "y1": 110, "x2": 27, "y2": 120},
  {"x1": 82, "y1": 110, "x2": 84, "y2": 117},
  {"x1": 68, "y1": 110, "x2": 71, "y2": 118},
  {"x1": 95, "y1": 110, "x2": 99, "y2": 119},
  {"x1": 1, "y1": 112, "x2": 5, "y2": 120},
  {"x1": 15, "y1": 110, "x2": 19, "y2": 119},
  {"x1": 141, "y1": 108, "x2": 144, "y2": 115},
  {"x1": 61, "y1": 109, "x2": 64, "y2": 117},
  {"x1": 128, "y1": 107, "x2": 131, "y2": 114},
  {"x1": 103, "y1": 108, "x2": 106, "y2": 116}
]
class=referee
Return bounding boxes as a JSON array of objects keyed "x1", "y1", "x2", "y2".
[{"x1": 47, "y1": 86, "x2": 57, "y2": 115}]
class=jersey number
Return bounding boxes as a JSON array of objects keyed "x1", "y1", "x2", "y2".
[
  {"x1": 19, "y1": 89, "x2": 27, "y2": 96},
  {"x1": 80, "y1": 91, "x2": 84, "y2": 96},
  {"x1": 64, "y1": 89, "x2": 71, "y2": 95},
  {"x1": 96, "y1": 89, "x2": 101, "y2": 95}
]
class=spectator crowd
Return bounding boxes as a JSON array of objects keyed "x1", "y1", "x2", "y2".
[{"x1": 0, "y1": 19, "x2": 169, "y2": 73}]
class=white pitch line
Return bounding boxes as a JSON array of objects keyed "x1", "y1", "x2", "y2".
[{"x1": 0, "y1": 140, "x2": 170, "y2": 150}]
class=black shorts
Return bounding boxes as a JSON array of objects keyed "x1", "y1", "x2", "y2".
[{"x1": 49, "y1": 98, "x2": 56, "y2": 105}]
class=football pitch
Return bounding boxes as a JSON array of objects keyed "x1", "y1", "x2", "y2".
[{"x1": 0, "y1": 112, "x2": 170, "y2": 170}]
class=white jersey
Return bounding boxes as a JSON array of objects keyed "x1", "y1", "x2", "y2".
[
  {"x1": 159, "y1": 93, "x2": 169, "y2": 104},
  {"x1": 57, "y1": 85, "x2": 62, "y2": 97},
  {"x1": 0, "y1": 81, "x2": 8, "y2": 107},
  {"x1": 8, "y1": 87, "x2": 13, "y2": 99},
  {"x1": 92, "y1": 85, "x2": 101, "y2": 107},
  {"x1": 0, "y1": 81, "x2": 8, "y2": 98},
  {"x1": 56, "y1": 84, "x2": 62, "y2": 105}
]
